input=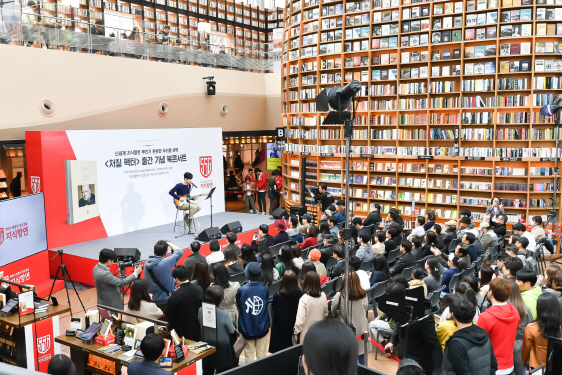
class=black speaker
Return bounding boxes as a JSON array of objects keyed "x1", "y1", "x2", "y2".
[
  {"x1": 271, "y1": 208, "x2": 289, "y2": 219},
  {"x1": 290, "y1": 205, "x2": 307, "y2": 217},
  {"x1": 197, "y1": 227, "x2": 222, "y2": 242},
  {"x1": 114, "y1": 248, "x2": 141, "y2": 262},
  {"x1": 221, "y1": 221, "x2": 243, "y2": 234}
]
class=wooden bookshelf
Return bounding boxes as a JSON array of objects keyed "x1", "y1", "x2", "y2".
[{"x1": 280, "y1": 0, "x2": 562, "y2": 230}]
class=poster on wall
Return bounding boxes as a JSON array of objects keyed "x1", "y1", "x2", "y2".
[
  {"x1": 266, "y1": 142, "x2": 282, "y2": 170},
  {"x1": 65, "y1": 160, "x2": 100, "y2": 225}
]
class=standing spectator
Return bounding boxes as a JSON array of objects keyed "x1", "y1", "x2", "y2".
[
  {"x1": 479, "y1": 222, "x2": 498, "y2": 254},
  {"x1": 423, "y1": 257, "x2": 442, "y2": 294},
  {"x1": 331, "y1": 271, "x2": 369, "y2": 364},
  {"x1": 408, "y1": 216, "x2": 426, "y2": 240},
  {"x1": 273, "y1": 219, "x2": 289, "y2": 244},
  {"x1": 9, "y1": 172, "x2": 22, "y2": 197},
  {"x1": 424, "y1": 210, "x2": 436, "y2": 231},
  {"x1": 127, "y1": 334, "x2": 172, "y2": 375},
  {"x1": 191, "y1": 262, "x2": 213, "y2": 294},
  {"x1": 477, "y1": 278, "x2": 521, "y2": 375},
  {"x1": 363, "y1": 204, "x2": 382, "y2": 227},
  {"x1": 167, "y1": 265, "x2": 204, "y2": 342},
  {"x1": 268, "y1": 170, "x2": 280, "y2": 214},
  {"x1": 312, "y1": 183, "x2": 335, "y2": 213},
  {"x1": 206, "y1": 239, "x2": 225, "y2": 266},
  {"x1": 531, "y1": 216, "x2": 546, "y2": 242},
  {"x1": 298, "y1": 213, "x2": 313, "y2": 236},
  {"x1": 144, "y1": 240, "x2": 183, "y2": 312},
  {"x1": 294, "y1": 272, "x2": 328, "y2": 343},
  {"x1": 223, "y1": 232, "x2": 241, "y2": 256},
  {"x1": 512, "y1": 223, "x2": 536, "y2": 252},
  {"x1": 255, "y1": 168, "x2": 267, "y2": 215},
  {"x1": 158, "y1": 25, "x2": 170, "y2": 44},
  {"x1": 390, "y1": 240, "x2": 416, "y2": 277},
  {"x1": 275, "y1": 170, "x2": 283, "y2": 208},
  {"x1": 356, "y1": 232, "x2": 374, "y2": 262},
  {"x1": 21, "y1": 2, "x2": 39, "y2": 47},
  {"x1": 127, "y1": 279, "x2": 163, "y2": 323},
  {"x1": 198, "y1": 286, "x2": 237, "y2": 375},
  {"x1": 236, "y1": 262, "x2": 270, "y2": 362},
  {"x1": 517, "y1": 269, "x2": 542, "y2": 319},
  {"x1": 183, "y1": 241, "x2": 205, "y2": 280},
  {"x1": 234, "y1": 152, "x2": 244, "y2": 171},
  {"x1": 211, "y1": 263, "x2": 240, "y2": 325},
  {"x1": 442, "y1": 295, "x2": 498, "y2": 374},
  {"x1": 486, "y1": 198, "x2": 506, "y2": 222},
  {"x1": 269, "y1": 270, "x2": 303, "y2": 353},
  {"x1": 442, "y1": 220, "x2": 458, "y2": 249},
  {"x1": 522, "y1": 293, "x2": 562, "y2": 369},
  {"x1": 508, "y1": 284, "x2": 534, "y2": 375},
  {"x1": 224, "y1": 248, "x2": 244, "y2": 276}
]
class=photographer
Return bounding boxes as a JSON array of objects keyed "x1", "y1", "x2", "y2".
[
  {"x1": 93, "y1": 248, "x2": 143, "y2": 310},
  {"x1": 145, "y1": 240, "x2": 183, "y2": 313},
  {"x1": 312, "y1": 183, "x2": 334, "y2": 212}
]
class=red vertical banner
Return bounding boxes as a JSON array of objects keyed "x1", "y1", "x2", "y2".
[{"x1": 24, "y1": 316, "x2": 60, "y2": 373}]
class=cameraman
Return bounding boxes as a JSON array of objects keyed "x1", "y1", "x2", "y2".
[
  {"x1": 312, "y1": 183, "x2": 334, "y2": 212},
  {"x1": 145, "y1": 240, "x2": 183, "y2": 313},
  {"x1": 93, "y1": 248, "x2": 143, "y2": 310}
]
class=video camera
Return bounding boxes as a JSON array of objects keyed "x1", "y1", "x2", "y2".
[
  {"x1": 307, "y1": 186, "x2": 320, "y2": 197},
  {"x1": 114, "y1": 248, "x2": 141, "y2": 274}
]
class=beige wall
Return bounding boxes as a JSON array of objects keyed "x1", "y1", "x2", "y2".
[{"x1": 0, "y1": 44, "x2": 281, "y2": 140}]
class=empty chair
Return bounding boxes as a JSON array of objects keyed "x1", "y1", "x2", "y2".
[
  {"x1": 368, "y1": 279, "x2": 390, "y2": 314},
  {"x1": 427, "y1": 285, "x2": 446, "y2": 312},
  {"x1": 321, "y1": 277, "x2": 337, "y2": 298},
  {"x1": 268, "y1": 278, "x2": 282, "y2": 301},
  {"x1": 230, "y1": 271, "x2": 245, "y2": 284},
  {"x1": 386, "y1": 248, "x2": 399, "y2": 266},
  {"x1": 448, "y1": 272, "x2": 462, "y2": 294},
  {"x1": 333, "y1": 276, "x2": 342, "y2": 298},
  {"x1": 417, "y1": 255, "x2": 430, "y2": 269},
  {"x1": 269, "y1": 240, "x2": 294, "y2": 258},
  {"x1": 326, "y1": 256, "x2": 338, "y2": 270},
  {"x1": 448, "y1": 238, "x2": 461, "y2": 253},
  {"x1": 359, "y1": 259, "x2": 374, "y2": 272},
  {"x1": 401, "y1": 265, "x2": 416, "y2": 280},
  {"x1": 462, "y1": 264, "x2": 476, "y2": 278}
]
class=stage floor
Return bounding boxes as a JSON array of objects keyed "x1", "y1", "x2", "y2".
[{"x1": 56, "y1": 211, "x2": 274, "y2": 262}]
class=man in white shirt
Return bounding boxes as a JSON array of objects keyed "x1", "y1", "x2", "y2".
[
  {"x1": 512, "y1": 223, "x2": 536, "y2": 252},
  {"x1": 407, "y1": 216, "x2": 426, "y2": 240},
  {"x1": 206, "y1": 239, "x2": 225, "y2": 265}
]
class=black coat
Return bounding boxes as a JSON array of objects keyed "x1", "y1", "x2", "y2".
[
  {"x1": 390, "y1": 314, "x2": 443, "y2": 375},
  {"x1": 9, "y1": 176, "x2": 21, "y2": 197},
  {"x1": 390, "y1": 252, "x2": 416, "y2": 276},
  {"x1": 166, "y1": 282, "x2": 204, "y2": 342},
  {"x1": 269, "y1": 292, "x2": 303, "y2": 353},
  {"x1": 329, "y1": 259, "x2": 345, "y2": 279},
  {"x1": 442, "y1": 229, "x2": 457, "y2": 251},
  {"x1": 434, "y1": 234, "x2": 446, "y2": 251},
  {"x1": 363, "y1": 211, "x2": 382, "y2": 227},
  {"x1": 251, "y1": 234, "x2": 275, "y2": 252},
  {"x1": 274, "y1": 231, "x2": 289, "y2": 245},
  {"x1": 268, "y1": 178, "x2": 280, "y2": 199},
  {"x1": 442, "y1": 325, "x2": 497, "y2": 375}
]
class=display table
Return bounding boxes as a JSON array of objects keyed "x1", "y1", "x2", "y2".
[{"x1": 55, "y1": 335, "x2": 216, "y2": 375}]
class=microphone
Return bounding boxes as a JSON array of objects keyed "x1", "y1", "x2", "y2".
[
  {"x1": 540, "y1": 94, "x2": 562, "y2": 116},
  {"x1": 191, "y1": 182, "x2": 198, "y2": 188}
]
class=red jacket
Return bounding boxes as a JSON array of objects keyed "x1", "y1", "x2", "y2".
[
  {"x1": 299, "y1": 236, "x2": 317, "y2": 250},
  {"x1": 477, "y1": 303, "x2": 521, "y2": 371},
  {"x1": 275, "y1": 176, "x2": 282, "y2": 190},
  {"x1": 256, "y1": 173, "x2": 266, "y2": 191},
  {"x1": 246, "y1": 174, "x2": 255, "y2": 183}
]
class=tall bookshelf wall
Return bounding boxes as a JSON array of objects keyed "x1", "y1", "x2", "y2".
[{"x1": 280, "y1": 0, "x2": 562, "y2": 230}]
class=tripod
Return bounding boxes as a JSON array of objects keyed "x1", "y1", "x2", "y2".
[
  {"x1": 547, "y1": 109, "x2": 562, "y2": 266},
  {"x1": 48, "y1": 250, "x2": 86, "y2": 317}
]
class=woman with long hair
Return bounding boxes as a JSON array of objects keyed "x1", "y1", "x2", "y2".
[
  {"x1": 317, "y1": 221, "x2": 331, "y2": 245},
  {"x1": 294, "y1": 272, "x2": 328, "y2": 343},
  {"x1": 420, "y1": 231, "x2": 438, "y2": 258},
  {"x1": 126, "y1": 279, "x2": 163, "y2": 323},
  {"x1": 331, "y1": 271, "x2": 369, "y2": 364},
  {"x1": 260, "y1": 253, "x2": 279, "y2": 287},
  {"x1": 508, "y1": 284, "x2": 534, "y2": 375},
  {"x1": 478, "y1": 265, "x2": 494, "y2": 301},
  {"x1": 531, "y1": 215, "x2": 546, "y2": 242},
  {"x1": 211, "y1": 263, "x2": 240, "y2": 325},
  {"x1": 276, "y1": 245, "x2": 296, "y2": 275},
  {"x1": 370, "y1": 254, "x2": 390, "y2": 286},
  {"x1": 256, "y1": 237, "x2": 270, "y2": 263},
  {"x1": 291, "y1": 245, "x2": 304, "y2": 269},
  {"x1": 424, "y1": 257, "x2": 442, "y2": 294},
  {"x1": 424, "y1": 210, "x2": 436, "y2": 231},
  {"x1": 299, "y1": 261, "x2": 317, "y2": 289},
  {"x1": 299, "y1": 225, "x2": 319, "y2": 250},
  {"x1": 240, "y1": 243, "x2": 257, "y2": 267},
  {"x1": 439, "y1": 281, "x2": 480, "y2": 324},
  {"x1": 224, "y1": 248, "x2": 244, "y2": 275},
  {"x1": 269, "y1": 270, "x2": 304, "y2": 353},
  {"x1": 522, "y1": 293, "x2": 562, "y2": 368},
  {"x1": 537, "y1": 264, "x2": 562, "y2": 296},
  {"x1": 191, "y1": 261, "x2": 213, "y2": 293}
]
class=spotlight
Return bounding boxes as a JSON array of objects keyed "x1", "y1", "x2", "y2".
[{"x1": 203, "y1": 76, "x2": 216, "y2": 95}]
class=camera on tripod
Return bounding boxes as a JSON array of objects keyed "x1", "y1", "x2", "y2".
[{"x1": 114, "y1": 248, "x2": 141, "y2": 276}]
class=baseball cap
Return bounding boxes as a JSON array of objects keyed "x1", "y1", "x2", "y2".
[
  {"x1": 309, "y1": 249, "x2": 321, "y2": 261},
  {"x1": 479, "y1": 222, "x2": 490, "y2": 229},
  {"x1": 302, "y1": 213, "x2": 313, "y2": 220},
  {"x1": 445, "y1": 220, "x2": 457, "y2": 227}
]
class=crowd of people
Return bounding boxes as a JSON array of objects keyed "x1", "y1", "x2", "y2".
[{"x1": 49, "y1": 199, "x2": 560, "y2": 375}]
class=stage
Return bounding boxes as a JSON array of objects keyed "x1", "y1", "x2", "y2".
[{"x1": 48, "y1": 212, "x2": 277, "y2": 286}]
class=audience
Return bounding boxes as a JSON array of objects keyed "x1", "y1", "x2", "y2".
[
  {"x1": 256, "y1": 237, "x2": 270, "y2": 263},
  {"x1": 479, "y1": 222, "x2": 498, "y2": 254},
  {"x1": 318, "y1": 221, "x2": 331, "y2": 245},
  {"x1": 462, "y1": 232, "x2": 478, "y2": 262},
  {"x1": 273, "y1": 219, "x2": 289, "y2": 244},
  {"x1": 439, "y1": 281, "x2": 480, "y2": 324},
  {"x1": 224, "y1": 247, "x2": 244, "y2": 275},
  {"x1": 240, "y1": 243, "x2": 257, "y2": 267},
  {"x1": 363, "y1": 203, "x2": 382, "y2": 227},
  {"x1": 370, "y1": 254, "x2": 390, "y2": 286},
  {"x1": 408, "y1": 216, "x2": 426, "y2": 240},
  {"x1": 537, "y1": 264, "x2": 562, "y2": 296},
  {"x1": 191, "y1": 261, "x2": 213, "y2": 293},
  {"x1": 299, "y1": 261, "x2": 317, "y2": 289},
  {"x1": 350, "y1": 255, "x2": 371, "y2": 291},
  {"x1": 236, "y1": 262, "x2": 270, "y2": 362},
  {"x1": 260, "y1": 253, "x2": 280, "y2": 286},
  {"x1": 517, "y1": 269, "x2": 542, "y2": 319},
  {"x1": 48, "y1": 354, "x2": 76, "y2": 375},
  {"x1": 328, "y1": 216, "x2": 339, "y2": 238},
  {"x1": 442, "y1": 220, "x2": 457, "y2": 249},
  {"x1": 183, "y1": 241, "x2": 205, "y2": 280},
  {"x1": 356, "y1": 232, "x2": 374, "y2": 262},
  {"x1": 276, "y1": 245, "x2": 296, "y2": 274},
  {"x1": 269, "y1": 270, "x2": 303, "y2": 353},
  {"x1": 424, "y1": 210, "x2": 436, "y2": 231},
  {"x1": 503, "y1": 256, "x2": 524, "y2": 285},
  {"x1": 211, "y1": 263, "x2": 240, "y2": 326},
  {"x1": 299, "y1": 225, "x2": 319, "y2": 250},
  {"x1": 478, "y1": 265, "x2": 494, "y2": 301},
  {"x1": 331, "y1": 271, "x2": 369, "y2": 364},
  {"x1": 286, "y1": 215, "x2": 300, "y2": 237},
  {"x1": 294, "y1": 272, "x2": 328, "y2": 343},
  {"x1": 206, "y1": 239, "x2": 225, "y2": 266},
  {"x1": 441, "y1": 255, "x2": 460, "y2": 288},
  {"x1": 410, "y1": 235, "x2": 424, "y2": 260},
  {"x1": 512, "y1": 222, "x2": 536, "y2": 252},
  {"x1": 531, "y1": 215, "x2": 546, "y2": 242},
  {"x1": 252, "y1": 224, "x2": 275, "y2": 248},
  {"x1": 127, "y1": 334, "x2": 172, "y2": 375},
  {"x1": 167, "y1": 265, "x2": 203, "y2": 342},
  {"x1": 298, "y1": 213, "x2": 313, "y2": 236},
  {"x1": 424, "y1": 257, "x2": 442, "y2": 294},
  {"x1": 390, "y1": 240, "x2": 416, "y2": 277},
  {"x1": 308, "y1": 249, "x2": 327, "y2": 277},
  {"x1": 127, "y1": 279, "x2": 164, "y2": 323},
  {"x1": 372, "y1": 231, "x2": 386, "y2": 255},
  {"x1": 223, "y1": 232, "x2": 241, "y2": 256},
  {"x1": 291, "y1": 245, "x2": 304, "y2": 269},
  {"x1": 330, "y1": 244, "x2": 346, "y2": 279},
  {"x1": 409, "y1": 269, "x2": 427, "y2": 297}
]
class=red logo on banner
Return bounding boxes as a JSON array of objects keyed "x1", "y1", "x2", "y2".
[
  {"x1": 199, "y1": 156, "x2": 212, "y2": 178},
  {"x1": 0, "y1": 228, "x2": 3, "y2": 245},
  {"x1": 37, "y1": 335, "x2": 51, "y2": 354},
  {"x1": 31, "y1": 176, "x2": 41, "y2": 193}
]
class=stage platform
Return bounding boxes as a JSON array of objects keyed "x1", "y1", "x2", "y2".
[{"x1": 48, "y1": 212, "x2": 276, "y2": 286}]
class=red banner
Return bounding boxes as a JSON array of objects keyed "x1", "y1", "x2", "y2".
[
  {"x1": 0, "y1": 251, "x2": 63, "y2": 297},
  {"x1": 24, "y1": 316, "x2": 61, "y2": 372}
]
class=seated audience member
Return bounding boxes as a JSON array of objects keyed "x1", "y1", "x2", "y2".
[
  {"x1": 308, "y1": 249, "x2": 327, "y2": 277},
  {"x1": 331, "y1": 271, "x2": 369, "y2": 364},
  {"x1": 370, "y1": 282, "x2": 401, "y2": 337},
  {"x1": 299, "y1": 225, "x2": 319, "y2": 250},
  {"x1": 183, "y1": 241, "x2": 205, "y2": 280},
  {"x1": 128, "y1": 334, "x2": 172, "y2": 375},
  {"x1": 372, "y1": 231, "x2": 386, "y2": 255},
  {"x1": 255, "y1": 237, "x2": 270, "y2": 263},
  {"x1": 409, "y1": 269, "x2": 427, "y2": 297},
  {"x1": 302, "y1": 320, "x2": 358, "y2": 375},
  {"x1": 319, "y1": 234, "x2": 334, "y2": 264},
  {"x1": 48, "y1": 354, "x2": 76, "y2": 375},
  {"x1": 462, "y1": 232, "x2": 478, "y2": 263},
  {"x1": 198, "y1": 286, "x2": 237, "y2": 374},
  {"x1": 294, "y1": 271, "x2": 329, "y2": 343},
  {"x1": 390, "y1": 240, "x2": 416, "y2": 277},
  {"x1": 477, "y1": 278, "x2": 521, "y2": 375},
  {"x1": 291, "y1": 245, "x2": 305, "y2": 269},
  {"x1": 317, "y1": 221, "x2": 331, "y2": 245},
  {"x1": 507, "y1": 243, "x2": 529, "y2": 267},
  {"x1": 240, "y1": 243, "x2": 257, "y2": 267},
  {"x1": 384, "y1": 283, "x2": 443, "y2": 375},
  {"x1": 299, "y1": 261, "x2": 317, "y2": 289},
  {"x1": 442, "y1": 220, "x2": 458, "y2": 249},
  {"x1": 352, "y1": 217, "x2": 367, "y2": 234},
  {"x1": 479, "y1": 222, "x2": 498, "y2": 254},
  {"x1": 408, "y1": 216, "x2": 426, "y2": 240},
  {"x1": 127, "y1": 279, "x2": 163, "y2": 323},
  {"x1": 459, "y1": 209, "x2": 475, "y2": 229},
  {"x1": 441, "y1": 255, "x2": 460, "y2": 288},
  {"x1": 389, "y1": 222, "x2": 404, "y2": 244},
  {"x1": 421, "y1": 231, "x2": 439, "y2": 259},
  {"x1": 410, "y1": 235, "x2": 424, "y2": 260},
  {"x1": 191, "y1": 261, "x2": 212, "y2": 293},
  {"x1": 260, "y1": 253, "x2": 280, "y2": 286},
  {"x1": 384, "y1": 227, "x2": 398, "y2": 252},
  {"x1": 328, "y1": 216, "x2": 339, "y2": 238},
  {"x1": 430, "y1": 224, "x2": 446, "y2": 250},
  {"x1": 330, "y1": 204, "x2": 343, "y2": 224},
  {"x1": 522, "y1": 293, "x2": 562, "y2": 369},
  {"x1": 273, "y1": 219, "x2": 289, "y2": 245},
  {"x1": 276, "y1": 245, "x2": 297, "y2": 275},
  {"x1": 286, "y1": 215, "x2": 300, "y2": 237},
  {"x1": 206, "y1": 239, "x2": 225, "y2": 266},
  {"x1": 251, "y1": 224, "x2": 275, "y2": 249},
  {"x1": 236, "y1": 262, "x2": 270, "y2": 363},
  {"x1": 488, "y1": 213, "x2": 507, "y2": 239},
  {"x1": 223, "y1": 232, "x2": 241, "y2": 256},
  {"x1": 537, "y1": 264, "x2": 562, "y2": 296},
  {"x1": 356, "y1": 232, "x2": 374, "y2": 262},
  {"x1": 363, "y1": 204, "x2": 382, "y2": 227},
  {"x1": 512, "y1": 223, "x2": 536, "y2": 252},
  {"x1": 329, "y1": 244, "x2": 346, "y2": 279},
  {"x1": 435, "y1": 296, "x2": 457, "y2": 352},
  {"x1": 269, "y1": 270, "x2": 303, "y2": 353},
  {"x1": 167, "y1": 265, "x2": 203, "y2": 342},
  {"x1": 224, "y1": 248, "x2": 244, "y2": 275},
  {"x1": 442, "y1": 295, "x2": 498, "y2": 374},
  {"x1": 531, "y1": 215, "x2": 546, "y2": 242},
  {"x1": 424, "y1": 210, "x2": 436, "y2": 231},
  {"x1": 439, "y1": 281, "x2": 480, "y2": 324},
  {"x1": 502, "y1": 256, "x2": 524, "y2": 285},
  {"x1": 298, "y1": 213, "x2": 313, "y2": 236},
  {"x1": 456, "y1": 216, "x2": 472, "y2": 238},
  {"x1": 424, "y1": 257, "x2": 442, "y2": 294},
  {"x1": 370, "y1": 254, "x2": 390, "y2": 286},
  {"x1": 455, "y1": 243, "x2": 471, "y2": 271},
  {"x1": 516, "y1": 269, "x2": 542, "y2": 319},
  {"x1": 211, "y1": 263, "x2": 240, "y2": 325},
  {"x1": 478, "y1": 265, "x2": 494, "y2": 301},
  {"x1": 350, "y1": 255, "x2": 371, "y2": 291}
]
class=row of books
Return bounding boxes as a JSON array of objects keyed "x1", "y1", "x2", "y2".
[{"x1": 494, "y1": 182, "x2": 528, "y2": 191}]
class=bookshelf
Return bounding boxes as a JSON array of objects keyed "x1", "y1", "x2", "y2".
[{"x1": 280, "y1": 0, "x2": 562, "y2": 230}]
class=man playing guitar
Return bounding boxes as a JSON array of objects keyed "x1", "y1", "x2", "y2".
[{"x1": 169, "y1": 172, "x2": 207, "y2": 230}]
